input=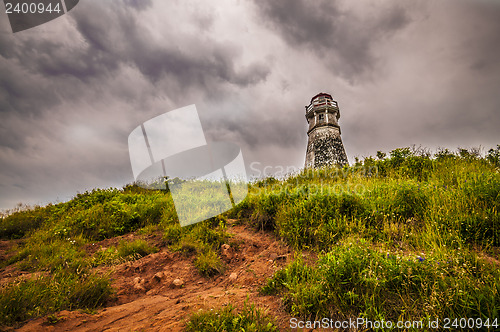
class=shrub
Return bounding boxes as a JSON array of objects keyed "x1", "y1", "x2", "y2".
[
  {"x1": 390, "y1": 182, "x2": 428, "y2": 219},
  {"x1": 194, "y1": 249, "x2": 224, "y2": 277},
  {"x1": 276, "y1": 190, "x2": 367, "y2": 250},
  {"x1": 0, "y1": 206, "x2": 52, "y2": 239},
  {"x1": 486, "y1": 145, "x2": 500, "y2": 167}
]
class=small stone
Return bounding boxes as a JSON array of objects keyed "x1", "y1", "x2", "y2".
[
  {"x1": 221, "y1": 244, "x2": 234, "y2": 260},
  {"x1": 146, "y1": 289, "x2": 159, "y2": 296},
  {"x1": 172, "y1": 278, "x2": 184, "y2": 288},
  {"x1": 153, "y1": 272, "x2": 164, "y2": 281},
  {"x1": 229, "y1": 272, "x2": 238, "y2": 281},
  {"x1": 133, "y1": 277, "x2": 146, "y2": 291}
]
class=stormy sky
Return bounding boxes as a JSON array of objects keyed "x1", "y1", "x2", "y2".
[{"x1": 0, "y1": 0, "x2": 499, "y2": 210}]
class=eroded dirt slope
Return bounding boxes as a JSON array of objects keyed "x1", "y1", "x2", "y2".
[{"x1": 5, "y1": 222, "x2": 294, "y2": 331}]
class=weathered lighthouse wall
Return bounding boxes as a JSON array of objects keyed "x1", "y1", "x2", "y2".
[
  {"x1": 305, "y1": 126, "x2": 348, "y2": 168},
  {"x1": 304, "y1": 93, "x2": 348, "y2": 169}
]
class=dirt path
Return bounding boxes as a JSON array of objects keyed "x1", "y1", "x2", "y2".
[{"x1": 10, "y1": 223, "x2": 295, "y2": 331}]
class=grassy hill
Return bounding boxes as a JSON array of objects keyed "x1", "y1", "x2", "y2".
[{"x1": 1, "y1": 146, "x2": 499, "y2": 330}]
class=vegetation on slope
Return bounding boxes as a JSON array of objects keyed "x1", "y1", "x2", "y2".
[
  {"x1": 0, "y1": 184, "x2": 230, "y2": 325},
  {"x1": 186, "y1": 301, "x2": 278, "y2": 332},
  {"x1": 0, "y1": 145, "x2": 499, "y2": 328},
  {"x1": 240, "y1": 145, "x2": 500, "y2": 327}
]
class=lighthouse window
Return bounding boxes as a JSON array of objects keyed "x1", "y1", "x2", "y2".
[{"x1": 319, "y1": 114, "x2": 324, "y2": 121}]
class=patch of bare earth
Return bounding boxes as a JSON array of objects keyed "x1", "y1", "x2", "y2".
[
  {"x1": 0, "y1": 239, "x2": 35, "y2": 289},
  {"x1": 11, "y1": 222, "x2": 295, "y2": 331}
]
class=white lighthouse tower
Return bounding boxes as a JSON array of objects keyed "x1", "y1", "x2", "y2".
[{"x1": 304, "y1": 92, "x2": 348, "y2": 168}]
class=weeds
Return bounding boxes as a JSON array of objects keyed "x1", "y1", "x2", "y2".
[
  {"x1": 186, "y1": 302, "x2": 278, "y2": 332},
  {"x1": 263, "y1": 239, "x2": 499, "y2": 323},
  {"x1": 91, "y1": 239, "x2": 158, "y2": 266},
  {"x1": 194, "y1": 249, "x2": 225, "y2": 277},
  {"x1": 1, "y1": 145, "x2": 498, "y2": 328},
  {"x1": 166, "y1": 218, "x2": 230, "y2": 276},
  {"x1": 0, "y1": 272, "x2": 113, "y2": 326}
]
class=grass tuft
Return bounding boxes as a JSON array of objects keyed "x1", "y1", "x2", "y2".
[
  {"x1": 194, "y1": 249, "x2": 224, "y2": 277},
  {"x1": 186, "y1": 302, "x2": 278, "y2": 332},
  {"x1": 0, "y1": 272, "x2": 113, "y2": 326}
]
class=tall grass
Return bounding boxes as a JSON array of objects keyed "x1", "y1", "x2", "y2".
[
  {"x1": 0, "y1": 146, "x2": 498, "y2": 327},
  {"x1": 250, "y1": 146, "x2": 500, "y2": 325},
  {"x1": 262, "y1": 238, "x2": 499, "y2": 323},
  {"x1": 0, "y1": 272, "x2": 113, "y2": 325},
  {"x1": 186, "y1": 302, "x2": 278, "y2": 332},
  {"x1": 235, "y1": 147, "x2": 499, "y2": 251},
  {"x1": 0, "y1": 185, "x2": 174, "y2": 326}
]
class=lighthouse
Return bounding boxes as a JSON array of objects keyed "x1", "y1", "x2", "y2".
[{"x1": 304, "y1": 92, "x2": 348, "y2": 168}]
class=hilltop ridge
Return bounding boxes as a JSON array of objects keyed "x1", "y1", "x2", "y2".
[{"x1": 1, "y1": 146, "x2": 499, "y2": 331}]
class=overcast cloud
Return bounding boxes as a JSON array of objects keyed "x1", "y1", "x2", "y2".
[{"x1": 0, "y1": 0, "x2": 499, "y2": 210}]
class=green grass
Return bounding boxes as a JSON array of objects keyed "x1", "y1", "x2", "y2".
[
  {"x1": 0, "y1": 145, "x2": 498, "y2": 328},
  {"x1": 0, "y1": 185, "x2": 173, "y2": 326},
  {"x1": 0, "y1": 186, "x2": 171, "y2": 242},
  {"x1": 234, "y1": 147, "x2": 500, "y2": 251},
  {"x1": 0, "y1": 272, "x2": 113, "y2": 326},
  {"x1": 91, "y1": 239, "x2": 158, "y2": 266},
  {"x1": 194, "y1": 249, "x2": 225, "y2": 277},
  {"x1": 185, "y1": 302, "x2": 278, "y2": 332},
  {"x1": 262, "y1": 239, "x2": 499, "y2": 323},
  {"x1": 166, "y1": 217, "x2": 230, "y2": 276},
  {"x1": 247, "y1": 146, "x2": 500, "y2": 327}
]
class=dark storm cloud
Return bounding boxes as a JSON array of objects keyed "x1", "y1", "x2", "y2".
[
  {"x1": 0, "y1": 61, "x2": 61, "y2": 117},
  {"x1": 69, "y1": 1, "x2": 269, "y2": 94},
  {"x1": 1, "y1": 0, "x2": 269, "y2": 111},
  {"x1": 395, "y1": 0, "x2": 500, "y2": 144},
  {"x1": 205, "y1": 109, "x2": 305, "y2": 150},
  {"x1": 123, "y1": 0, "x2": 153, "y2": 11},
  {"x1": 457, "y1": 1, "x2": 500, "y2": 74},
  {"x1": 255, "y1": 0, "x2": 411, "y2": 81},
  {"x1": 0, "y1": 0, "x2": 270, "y2": 149}
]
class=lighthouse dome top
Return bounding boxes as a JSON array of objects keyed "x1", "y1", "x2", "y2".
[
  {"x1": 305, "y1": 92, "x2": 339, "y2": 115},
  {"x1": 310, "y1": 92, "x2": 334, "y2": 104}
]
